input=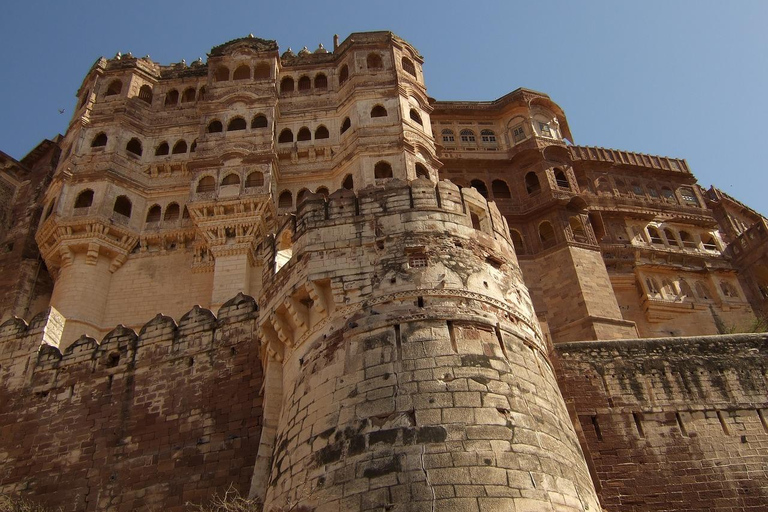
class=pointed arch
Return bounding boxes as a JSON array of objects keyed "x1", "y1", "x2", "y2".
[
  {"x1": 233, "y1": 64, "x2": 250, "y2": 80},
  {"x1": 138, "y1": 85, "x2": 153, "y2": 104}
]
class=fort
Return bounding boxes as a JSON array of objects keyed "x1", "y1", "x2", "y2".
[{"x1": 0, "y1": 31, "x2": 766, "y2": 511}]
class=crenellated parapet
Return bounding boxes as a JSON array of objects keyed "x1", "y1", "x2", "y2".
[
  {"x1": 0, "y1": 293, "x2": 258, "y2": 393},
  {"x1": 258, "y1": 178, "x2": 535, "y2": 355}
]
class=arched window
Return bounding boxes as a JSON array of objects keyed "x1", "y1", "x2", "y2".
[
  {"x1": 492, "y1": 180, "x2": 511, "y2": 199},
  {"x1": 663, "y1": 228, "x2": 679, "y2": 247},
  {"x1": 409, "y1": 109, "x2": 422, "y2": 125},
  {"x1": 197, "y1": 86, "x2": 207, "y2": 101},
  {"x1": 315, "y1": 126, "x2": 329, "y2": 139},
  {"x1": 647, "y1": 186, "x2": 659, "y2": 199},
  {"x1": 207, "y1": 120, "x2": 223, "y2": 133},
  {"x1": 402, "y1": 57, "x2": 416, "y2": 77},
  {"x1": 228, "y1": 117, "x2": 247, "y2": 131},
  {"x1": 647, "y1": 226, "x2": 664, "y2": 245},
  {"x1": 596, "y1": 177, "x2": 611, "y2": 194},
  {"x1": 138, "y1": 85, "x2": 153, "y2": 104},
  {"x1": 164, "y1": 203, "x2": 180, "y2": 221},
  {"x1": 343, "y1": 175, "x2": 354, "y2": 190},
  {"x1": 415, "y1": 163, "x2": 429, "y2": 179},
  {"x1": 480, "y1": 130, "x2": 497, "y2": 144},
  {"x1": 254, "y1": 62, "x2": 271, "y2": 79},
  {"x1": 146, "y1": 204, "x2": 162, "y2": 223},
  {"x1": 221, "y1": 173, "x2": 240, "y2": 186},
  {"x1": 245, "y1": 171, "x2": 264, "y2": 187},
  {"x1": 539, "y1": 222, "x2": 556, "y2": 249},
  {"x1": 297, "y1": 127, "x2": 312, "y2": 141},
  {"x1": 615, "y1": 180, "x2": 628, "y2": 196},
  {"x1": 569, "y1": 217, "x2": 587, "y2": 243},
  {"x1": 316, "y1": 187, "x2": 329, "y2": 198},
  {"x1": 183, "y1": 206, "x2": 190, "y2": 219},
  {"x1": 470, "y1": 179, "x2": 488, "y2": 198},
  {"x1": 278, "y1": 129, "x2": 294, "y2": 143},
  {"x1": 190, "y1": 140, "x2": 197, "y2": 153},
  {"x1": 172, "y1": 140, "x2": 187, "y2": 154},
  {"x1": 510, "y1": 230, "x2": 525, "y2": 255},
  {"x1": 251, "y1": 114, "x2": 268, "y2": 129},
  {"x1": 181, "y1": 87, "x2": 196, "y2": 103},
  {"x1": 165, "y1": 90, "x2": 179, "y2": 106},
  {"x1": 460, "y1": 129, "x2": 476, "y2": 143},
  {"x1": 233, "y1": 64, "x2": 250, "y2": 80},
  {"x1": 525, "y1": 172, "x2": 541, "y2": 195},
  {"x1": 314, "y1": 73, "x2": 328, "y2": 89},
  {"x1": 554, "y1": 169, "x2": 570, "y2": 189},
  {"x1": 155, "y1": 142, "x2": 169, "y2": 156},
  {"x1": 631, "y1": 182, "x2": 645, "y2": 197},
  {"x1": 701, "y1": 234, "x2": 718, "y2": 251},
  {"x1": 679, "y1": 187, "x2": 699, "y2": 206},
  {"x1": 340, "y1": 117, "x2": 351, "y2": 134},
  {"x1": 678, "y1": 279, "x2": 694, "y2": 300},
  {"x1": 442, "y1": 129, "x2": 455, "y2": 143},
  {"x1": 371, "y1": 105, "x2": 388, "y2": 118},
  {"x1": 720, "y1": 281, "x2": 738, "y2": 298},
  {"x1": 660, "y1": 186, "x2": 676, "y2": 203},
  {"x1": 74, "y1": 189, "x2": 94, "y2": 208},
  {"x1": 126, "y1": 138, "x2": 142, "y2": 156},
  {"x1": 695, "y1": 281, "x2": 712, "y2": 300},
  {"x1": 298, "y1": 76, "x2": 311, "y2": 91},
  {"x1": 106, "y1": 79, "x2": 122, "y2": 96},
  {"x1": 646, "y1": 277, "x2": 660, "y2": 296},
  {"x1": 367, "y1": 53, "x2": 383, "y2": 70},
  {"x1": 339, "y1": 64, "x2": 349, "y2": 85},
  {"x1": 214, "y1": 66, "x2": 229, "y2": 82},
  {"x1": 679, "y1": 230, "x2": 696, "y2": 248},
  {"x1": 91, "y1": 133, "x2": 108, "y2": 148},
  {"x1": 197, "y1": 176, "x2": 216, "y2": 193},
  {"x1": 374, "y1": 161, "x2": 393, "y2": 179},
  {"x1": 278, "y1": 190, "x2": 293, "y2": 208},
  {"x1": 113, "y1": 196, "x2": 132, "y2": 217},
  {"x1": 297, "y1": 188, "x2": 311, "y2": 205},
  {"x1": 280, "y1": 77, "x2": 294, "y2": 93}
]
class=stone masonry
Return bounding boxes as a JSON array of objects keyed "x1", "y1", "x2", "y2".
[{"x1": 1, "y1": 30, "x2": 767, "y2": 511}]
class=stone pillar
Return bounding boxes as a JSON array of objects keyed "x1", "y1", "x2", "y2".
[
  {"x1": 49, "y1": 248, "x2": 114, "y2": 346},
  {"x1": 211, "y1": 249, "x2": 252, "y2": 311}
]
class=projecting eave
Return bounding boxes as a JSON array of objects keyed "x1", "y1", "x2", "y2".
[{"x1": 431, "y1": 87, "x2": 573, "y2": 143}]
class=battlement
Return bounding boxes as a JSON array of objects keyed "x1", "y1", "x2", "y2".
[
  {"x1": 0, "y1": 293, "x2": 258, "y2": 392},
  {"x1": 293, "y1": 178, "x2": 511, "y2": 243}
]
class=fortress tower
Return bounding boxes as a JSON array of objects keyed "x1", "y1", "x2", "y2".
[{"x1": 1, "y1": 31, "x2": 767, "y2": 512}]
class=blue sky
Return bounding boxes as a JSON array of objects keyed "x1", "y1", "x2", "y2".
[{"x1": 1, "y1": 1, "x2": 766, "y2": 214}]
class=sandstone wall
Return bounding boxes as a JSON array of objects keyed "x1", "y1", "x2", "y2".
[
  {"x1": 256, "y1": 179, "x2": 601, "y2": 511},
  {"x1": 0, "y1": 295, "x2": 263, "y2": 511},
  {"x1": 554, "y1": 334, "x2": 768, "y2": 511}
]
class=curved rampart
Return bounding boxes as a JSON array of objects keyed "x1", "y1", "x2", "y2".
[{"x1": 257, "y1": 178, "x2": 600, "y2": 511}]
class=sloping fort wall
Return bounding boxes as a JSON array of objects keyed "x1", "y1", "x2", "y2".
[
  {"x1": 0, "y1": 295, "x2": 263, "y2": 511},
  {"x1": 554, "y1": 334, "x2": 768, "y2": 511}
]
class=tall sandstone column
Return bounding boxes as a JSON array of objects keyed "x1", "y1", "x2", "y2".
[{"x1": 254, "y1": 179, "x2": 600, "y2": 512}]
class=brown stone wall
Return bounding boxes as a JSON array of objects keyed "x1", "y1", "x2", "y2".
[
  {"x1": 0, "y1": 295, "x2": 263, "y2": 511},
  {"x1": 554, "y1": 334, "x2": 768, "y2": 511},
  {"x1": 0, "y1": 143, "x2": 59, "y2": 323},
  {"x1": 521, "y1": 246, "x2": 636, "y2": 343}
]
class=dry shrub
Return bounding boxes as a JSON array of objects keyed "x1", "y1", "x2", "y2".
[
  {"x1": 186, "y1": 486, "x2": 263, "y2": 512},
  {"x1": 0, "y1": 495, "x2": 60, "y2": 512}
]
